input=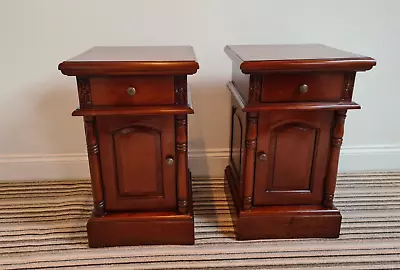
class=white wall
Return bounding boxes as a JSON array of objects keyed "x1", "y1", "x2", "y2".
[{"x1": 0, "y1": 0, "x2": 399, "y2": 180}]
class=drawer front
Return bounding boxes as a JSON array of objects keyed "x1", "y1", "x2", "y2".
[
  {"x1": 261, "y1": 73, "x2": 344, "y2": 102},
  {"x1": 90, "y1": 76, "x2": 175, "y2": 106}
]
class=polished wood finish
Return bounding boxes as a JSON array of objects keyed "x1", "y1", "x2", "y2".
[
  {"x1": 59, "y1": 46, "x2": 198, "y2": 247},
  {"x1": 227, "y1": 82, "x2": 361, "y2": 111},
  {"x1": 242, "y1": 112, "x2": 258, "y2": 210},
  {"x1": 90, "y1": 76, "x2": 175, "y2": 106},
  {"x1": 225, "y1": 44, "x2": 376, "y2": 73},
  {"x1": 225, "y1": 44, "x2": 375, "y2": 240},
  {"x1": 83, "y1": 117, "x2": 105, "y2": 217},
  {"x1": 97, "y1": 116, "x2": 176, "y2": 211},
  {"x1": 59, "y1": 46, "x2": 198, "y2": 76},
  {"x1": 324, "y1": 110, "x2": 347, "y2": 208},
  {"x1": 72, "y1": 105, "x2": 194, "y2": 116},
  {"x1": 254, "y1": 111, "x2": 332, "y2": 206},
  {"x1": 261, "y1": 73, "x2": 343, "y2": 102},
  {"x1": 226, "y1": 166, "x2": 341, "y2": 240},
  {"x1": 243, "y1": 102, "x2": 361, "y2": 112},
  {"x1": 87, "y1": 211, "x2": 194, "y2": 247},
  {"x1": 176, "y1": 114, "x2": 189, "y2": 214},
  {"x1": 72, "y1": 84, "x2": 194, "y2": 116}
]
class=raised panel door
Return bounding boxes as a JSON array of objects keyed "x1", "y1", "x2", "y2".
[
  {"x1": 97, "y1": 116, "x2": 176, "y2": 211},
  {"x1": 254, "y1": 111, "x2": 333, "y2": 205}
]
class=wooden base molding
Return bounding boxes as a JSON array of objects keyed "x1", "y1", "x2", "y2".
[
  {"x1": 87, "y1": 212, "x2": 194, "y2": 247},
  {"x1": 225, "y1": 166, "x2": 341, "y2": 240},
  {"x1": 234, "y1": 208, "x2": 341, "y2": 240}
]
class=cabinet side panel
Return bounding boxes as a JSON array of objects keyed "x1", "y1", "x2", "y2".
[
  {"x1": 229, "y1": 96, "x2": 247, "y2": 198},
  {"x1": 232, "y1": 62, "x2": 250, "y2": 101}
]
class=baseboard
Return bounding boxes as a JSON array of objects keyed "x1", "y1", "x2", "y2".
[
  {"x1": 1, "y1": 145, "x2": 399, "y2": 180},
  {"x1": 339, "y1": 145, "x2": 400, "y2": 172},
  {"x1": 0, "y1": 154, "x2": 90, "y2": 181},
  {"x1": 188, "y1": 149, "x2": 230, "y2": 178},
  {"x1": 190, "y1": 145, "x2": 400, "y2": 177}
]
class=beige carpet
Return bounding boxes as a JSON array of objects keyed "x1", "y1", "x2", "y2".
[{"x1": 0, "y1": 172, "x2": 399, "y2": 269}]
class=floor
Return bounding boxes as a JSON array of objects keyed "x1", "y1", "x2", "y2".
[{"x1": 0, "y1": 172, "x2": 399, "y2": 269}]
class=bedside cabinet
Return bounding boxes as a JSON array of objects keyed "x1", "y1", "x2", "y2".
[
  {"x1": 59, "y1": 46, "x2": 199, "y2": 247},
  {"x1": 224, "y1": 44, "x2": 376, "y2": 240}
]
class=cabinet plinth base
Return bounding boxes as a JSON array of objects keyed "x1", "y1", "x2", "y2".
[
  {"x1": 225, "y1": 166, "x2": 342, "y2": 240},
  {"x1": 87, "y1": 212, "x2": 194, "y2": 247}
]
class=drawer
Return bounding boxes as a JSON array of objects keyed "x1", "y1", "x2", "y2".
[
  {"x1": 90, "y1": 76, "x2": 175, "y2": 106},
  {"x1": 261, "y1": 73, "x2": 344, "y2": 103}
]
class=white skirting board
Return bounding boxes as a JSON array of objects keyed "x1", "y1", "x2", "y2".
[{"x1": 0, "y1": 146, "x2": 399, "y2": 181}]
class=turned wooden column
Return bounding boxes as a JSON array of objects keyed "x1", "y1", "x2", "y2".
[
  {"x1": 324, "y1": 110, "x2": 347, "y2": 208},
  {"x1": 242, "y1": 112, "x2": 258, "y2": 210},
  {"x1": 76, "y1": 77, "x2": 105, "y2": 217},
  {"x1": 176, "y1": 114, "x2": 189, "y2": 214},
  {"x1": 83, "y1": 117, "x2": 105, "y2": 217}
]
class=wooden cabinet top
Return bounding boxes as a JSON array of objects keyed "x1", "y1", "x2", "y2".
[
  {"x1": 225, "y1": 44, "x2": 376, "y2": 73},
  {"x1": 59, "y1": 46, "x2": 199, "y2": 76}
]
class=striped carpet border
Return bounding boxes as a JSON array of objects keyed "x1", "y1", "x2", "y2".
[{"x1": 0, "y1": 172, "x2": 399, "y2": 269}]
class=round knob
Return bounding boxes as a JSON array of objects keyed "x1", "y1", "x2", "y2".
[
  {"x1": 166, "y1": 157, "x2": 174, "y2": 166},
  {"x1": 299, "y1": 84, "x2": 308, "y2": 94},
  {"x1": 127, "y1": 87, "x2": 136, "y2": 96},
  {"x1": 259, "y1": 153, "x2": 267, "y2": 161}
]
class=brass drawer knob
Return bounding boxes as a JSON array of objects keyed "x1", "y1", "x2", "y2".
[
  {"x1": 259, "y1": 153, "x2": 267, "y2": 161},
  {"x1": 299, "y1": 84, "x2": 308, "y2": 93},
  {"x1": 166, "y1": 157, "x2": 174, "y2": 166},
  {"x1": 127, "y1": 87, "x2": 136, "y2": 96}
]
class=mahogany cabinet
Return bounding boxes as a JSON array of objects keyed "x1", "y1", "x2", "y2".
[
  {"x1": 59, "y1": 46, "x2": 198, "y2": 247},
  {"x1": 224, "y1": 44, "x2": 376, "y2": 240}
]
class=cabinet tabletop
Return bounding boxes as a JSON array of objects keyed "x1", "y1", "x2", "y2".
[
  {"x1": 225, "y1": 44, "x2": 376, "y2": 73},
  {"x1": 59, "y1": 46, "x2": 199, "y2": 76}
]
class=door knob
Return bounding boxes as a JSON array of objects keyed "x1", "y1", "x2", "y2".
[
  {"x1": 299, "y1": 84, "x2": 308, "y2": 93},
  {"x1": 127, "y1": 87, "x2": 136, "y2": 96},
  {"x1": 259, "y1": 152, "x2": 267, "y2": 161},
  {"x1": 166, "y1": 157, "x2": 174, "y2": 166}
]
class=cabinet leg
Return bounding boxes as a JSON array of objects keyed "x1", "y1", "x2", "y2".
[
  {"x1": 176, "y1": 115, "x2": 189, "y2": 214},
  {"x1": 84, "y1": 117, "x2": 105, "y2": 217},
  {"x1": 242, "y1": 113, "x2": 258, "y2": 210},
  {"x1": 324, "y1": 110, "x2": 347, "y2": 208}
]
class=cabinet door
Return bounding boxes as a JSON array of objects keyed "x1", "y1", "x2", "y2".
[
  {"x1": 97, "y1": 116, "x2": 176, "y2": 211},
  {"x1": 254, "y1": 111, "x2": 333, "y2": 206}
]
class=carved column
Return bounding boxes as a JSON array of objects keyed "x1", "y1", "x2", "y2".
[
  {"x1": 174, "y1": 76, "x2": 187, "y2": 105},
  {"x1": 77, "y1": 77, "x2": 104, "y2": 216},
  {"x1": 76, "y1": 77, "x2": 92, "y2": 108},
  {"x1": 324, "y1": 110, "x2": 347, "y2": 208},
  {"x1": 242, "y1": 112, "x2": 258, "y2": 210},
  {"x1": 248, "y1": 75, "x2": 262, "y2": 104},
  {"x1": 342, "y1": 72, "x2": 356, "y2": 101},
  {"x1": 175, "y1": 114, "x2": 189, "y2": 214},
  {"x1": 84, "y1": 117, "x2": 105, "y2": 217}
]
